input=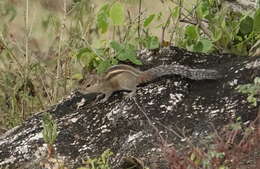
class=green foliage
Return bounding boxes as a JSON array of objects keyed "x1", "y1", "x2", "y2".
[
  {"x1": 239, "y1": 15, "x2": 254, "y2": 35},
  {"x1": 110, "y1": 2, "x2": 124, "y2": 25},
  {"x1": 0, "y1": 1, "x2": 16, "y2": 22},
  {"x1": 182, "y1": 25, "x2": 213, "y2": 53},
  {"x1": 253, "y1": 9, "x2": 260, "y2": 33},
  {"x1": 97, "y1": 4, "x2": 110, "y2": 33},
  {"x1": 78, "y1": 149, "x2": 113, "y2": 169},
  {"x1": 144, "y1": 14, "x2": 155, "y2": 27},
  {"x1": 96, "y1": 2, "x2": 125, "y2": 33},
  {"x1": 76, "y1": 40, "x2": 141, "y2": 74},
  {"x1": 141, "y1": 35, "x2": 160, "y2": 49},
  {"x1": 0, "y1": 0, "x2": 259, "y2": 131},
  {"x1": 236, "y1": 77, "x2": 260, "y2": 106},
  {"x1": 110, "y1": 41, "x2": 142, "y2": 65},
  {"x1": 42, "y1": 113, "x2": 57, "y2": 145},
  {"x1": 80, "y1": 1, "x2": 142, "y2": 73},
  {"x1": 176, "y1": 0, "x2": 260, "y2": 55}
]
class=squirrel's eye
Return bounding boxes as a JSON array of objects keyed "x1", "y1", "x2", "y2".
[{"x1": 86, "y1": 84, "x2": 91, "y2": 88}]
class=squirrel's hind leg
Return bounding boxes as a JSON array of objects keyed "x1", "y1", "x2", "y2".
[
  {"x1": 125, "y1": 88, "x2": 137, "y2": 100},
  {"x1": 99, "y1": 91, "x2": 113, "y2": 103}
]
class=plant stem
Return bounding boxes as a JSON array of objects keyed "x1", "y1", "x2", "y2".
[
  {"x1": 54, "y1": 0, "x2": 67, "y2": 102},
  {"x1": 138, "y1": 0, "x2": 142, "y2": 49},
  {"x1": 25, "y1": 0, "x2": 29, "y2": 79}
]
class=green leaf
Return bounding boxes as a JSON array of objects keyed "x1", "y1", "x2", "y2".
[
  {"x1": 144, "y1": 36, "x2": 160, "y2": 49},
  {"x1": 185, "y1": 25, "x2": 199, "y2": 41},
  {"x1": 72, "y1": 73, "x2": 83, "y2": 80},
  {"x1": 5, "y1": 3, "x2": 17, "y2": 22},
  {"x1": 110, "y1": 2, "x2": 124, "y2": 25},
  {"x1": 211, "y1": 28, "x2": 222, "y2": 42},
  {"x1": 117, "y1": 44, "x2": 136, "y2": 61},
  {"x1": 114, "y1": 42, "x2": 142, "y2": 65},
  {"x1": 110, "y1": 40, "x2": 123, "y2": 52},
  {"x1": 253, "y1": 9, "x2": 260, "y2": 33},
  {"x1": 144, "y1": 14, "x2": 155, "y2": 27},
  {"x1": 76, "y1": 48, "x2": 92, "y2": 60},
  {"x1": 97, "y1": 4, "x2": 110, "y2": 33},
  {"x1": 196, "y1": 1, "x2": 209, "y2": 19},
  {"x1": 110, "y1": 40, "x2": 142, "y2": 65},
  {"x1": 76, "y1": 47, "x2": 99, "y2": 68},
  {"x1": 171, "y1": 6, "x2": 180, "y2": 18},
  {"x1": 199, "y1": 39, "x2": 213, "y2": 53},
  {"x1": 157, "y1": 12, "x2": 163, "y2": 20},
  {"x1": 192, "y1": 41, "x2": 203, "y2": 52},
  {"x1": 96, "y1": 60, "x2": 112, "y2": 73},
  {"x1": 239, "y1": 15, "x2": 254, "y2": 35}
]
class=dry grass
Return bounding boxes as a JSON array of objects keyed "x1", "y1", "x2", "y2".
[{"x1": 0, "y1": 0, "x2": 187, "y2": 130}]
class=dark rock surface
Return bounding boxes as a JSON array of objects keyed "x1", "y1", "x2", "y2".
[{"x1": 0, "y1": 46, "x2": 259, "y2": 169}]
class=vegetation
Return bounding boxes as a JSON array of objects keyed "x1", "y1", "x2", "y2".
[
  {"x1": 237, "y1": 77, "x2": 260, "y2": 106},
  {"x1": 77, "y1": 149, "x2": 113, "y2": 169},
  {"x1": 42, "y1": 112, "x2": 58, "y2": 158},
  {"x1": 0, "y1": 0, "x2": 259, "y2": 130},
  {"x1": 0, "y1": 0, "x2": 259, "y2": 168},
  {"x1": 161, "y1": 112, "x2": 260, "y2": 169}
]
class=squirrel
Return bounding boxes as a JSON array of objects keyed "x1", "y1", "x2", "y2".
[{"x1": 78, "y1": 64, "x2": 221, "y2": 102}]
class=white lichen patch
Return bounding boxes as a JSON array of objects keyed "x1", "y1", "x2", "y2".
[
  {"x1": 70, "y1": 117, "x2": 78, "y2": 123},
  {"x1": 127, "y1": 131, "x2": 143, "y2": 143},
  {"x1": 246, "y1": 60, "x2": 260, "y2": 68},
  {"x1": 174, "y1": 81, "x2": 182, "y2": 86},
  {"x1": 79, "y1": 144, "x2": 92, "y2": 152},
  {"x1": 160, "y1": 105, "x2": 173, "y2": 112},
  {"x1": 99, "y1": 124, "x2": 108, "y2": 130},
  {"x1": 228, "y1": 79, "x2": 238, "y2": 87},
  {"x1": 148, "y1": 100, "x2": 154, "y2": 105},
  {"x1": 0, "y1": 155, "x2": 16, "y2": 166},
  {"x1": 209, "y1": 109, "x2": 220, "y2": 118},
  {"x1": 133, "y1": 115, "x2": 140, "y2": 119},
  {"x1": 34, "y1": 144, "x2": 48, "y2": 159},
  {"x1": 29, "y1": 132, "x2": 43, "y2": 142},
  {"x1": 101, "y1": 128, "x2": 111, "y2": 133},
  {"x1": 169, "y1": 93, "x2": 184, "y2": 106},
  {"x1": 107, "y1": 105, "x2": 123, "y2": 121},
  {"x1": 157, "y1": 86, "x2": 167, "y2": 93},
  {"x1": 59, "y1": 112, "x2": 80, "y2": 122}
]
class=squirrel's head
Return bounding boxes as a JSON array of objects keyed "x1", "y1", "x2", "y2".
[{"x1": 78, "y1": 73, "x2": 102, "y2": 92}]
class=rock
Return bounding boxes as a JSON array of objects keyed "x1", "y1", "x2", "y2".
[{"x1": 0, "y1": 46, "x2": 259, "y2": 169}]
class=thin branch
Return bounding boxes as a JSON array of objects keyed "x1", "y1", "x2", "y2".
[
  {"x1": 137, "y1": 0, "x2": 142, "y2": 48},
  {"x1": 54, "y1": 0, "x2": 67, "y2": 102},
  {"x1": 25, "y1": 0, "x2": 29, "y2": 78},
  {"x1": 0, "y1": 37, "x2": 23, "y2": 74},
  {"x1": 122, "y1": 10, "x2": 133, "y2": 42},
  {"x1": 161, "y1": 13, "x2": 172, "y2": 44},
  {"x1": 170, "y1": 0, "x2": 182, "y2": 43},
  {"x1": 133, "y1": 98, "x2": 165, "y2": 144},
  {"x1": 117, "y1": 26, "x2": 122, "y2": 43}
]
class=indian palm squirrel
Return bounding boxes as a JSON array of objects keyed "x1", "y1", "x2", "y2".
[{"x1": 78, "y1": 64, "x2": 221, "y2": 102}]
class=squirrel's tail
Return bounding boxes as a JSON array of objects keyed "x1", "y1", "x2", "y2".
[{"x1": 141, "y1": 64, "x2": 221, "y2": 83}]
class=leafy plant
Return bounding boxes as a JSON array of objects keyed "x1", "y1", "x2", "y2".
[
  {"x1": 177, "y1": 0, "x2": 260, "y2": 55},
  {"x1": 236, "y1": 77, "x2": 260, "y2": 106},
  {"x1": 110, "y1": 40, "x2": 141, "y2": 65},
  {"x1": 42, "y1": 112, "x2": 58, "y2": 158},
  {"x1": 182, "y1": 25, "x2": 213, "y2": 53},
  {"x1": 78, "y1": 149, "x2": 113, "y2": 169}
]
